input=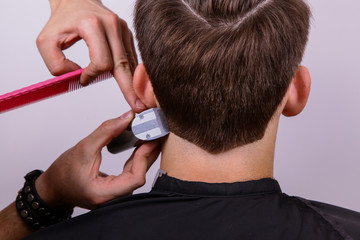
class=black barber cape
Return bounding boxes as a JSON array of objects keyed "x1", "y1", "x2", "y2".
[{"x1": 25, "y1": 173, "x2": 360, "y2": 240}]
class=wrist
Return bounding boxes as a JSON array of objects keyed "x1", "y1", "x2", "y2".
[
  {"x1": 16, "y1": 170, "x2": 73, "y2": 230},
  {"x1": 35, "y1": 172, "x2": 74, "y2": 212}
]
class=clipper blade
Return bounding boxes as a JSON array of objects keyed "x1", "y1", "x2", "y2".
[
  {"x1": 132, "y1": 108, "x2": 169, "y2": 141},
  {"x1": 107, "y1": 108, "x2": 170, "y2": 154}
]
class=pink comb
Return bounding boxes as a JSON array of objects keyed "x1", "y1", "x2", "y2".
[{"x1": 0, "y1": 69, "x2": 112, "y2": 114}]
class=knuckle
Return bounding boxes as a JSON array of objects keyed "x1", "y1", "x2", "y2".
[
  {"x1": 134, "y1": 149, "x2": 150, "y2": 160},
  {"x1": 106, "y1": 13, "x2": 121, "y2": 27},
  {"x1": 100, "y1": 119, "x2": 116, "y2": 132},
  {"x1": 133, "y1": 176, "x2": 146, "y2": 188},
  {"x1": 36, "y1": 34, "x2": 46, "y2": 47},
  {"x1": 119, "y1": 18, "x2": 129, "y2": 30},
  {"x1": 49, "y1": 64, "x2": 65, "y2": 76},
  {"x1": 84, "y1": 15, "x2": 102, "y2": 28},
  {"x1": 114, "y1": 59, "x2": 131, "y2": 71},
  {"x1": 96, "y1": 60, "x2": 113, "y2": 72},
  {"x1": 133, "y1": 150, "x2": 142, "y2": 160}
]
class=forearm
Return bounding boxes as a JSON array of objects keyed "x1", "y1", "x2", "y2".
[
  {"x1": 0, "y1": 172, "x2": 74, "y2": 240},
  {"x1": 0, "y1": 202, "x2": 34, "y2": 240},
  {"x1": 0, "y1": 113, "x2": 159, "y2": 239}
]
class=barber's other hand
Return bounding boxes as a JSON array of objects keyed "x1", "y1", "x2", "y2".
[
  {"x1": 37, "y1": 0, "x2": 145, "y2": 112},
  {"x1": 35, "y1": 111, "x2": 160, "y2": 210}
]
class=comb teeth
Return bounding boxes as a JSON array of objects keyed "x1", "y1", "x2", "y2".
[
  {"x1": 0, "y1": 70, "x2": 113, "y2": 114},
  {"x1": 67, "y1": 71, "x2": 112, "y2": 92}
]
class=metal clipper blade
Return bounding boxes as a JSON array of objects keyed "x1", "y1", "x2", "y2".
[{"x1": 107, "y1": 108, "x2": 170, "y2": 154}]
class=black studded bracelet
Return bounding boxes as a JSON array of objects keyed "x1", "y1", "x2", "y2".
[{"x1": 15, "y1": 170, "x2": 73, "y2": 230}]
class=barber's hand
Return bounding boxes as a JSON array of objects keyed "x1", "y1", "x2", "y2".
[
  {"x1": 35, "y1": 111, "x2": 160, "y2": 210},
  {"x1": 37, "y1": 0, "x2": 145, "y2": 112}
]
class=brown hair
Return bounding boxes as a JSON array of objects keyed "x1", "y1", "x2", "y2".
[{"x1": 134, "y1": 0, "x2": 311, "y2": 153}]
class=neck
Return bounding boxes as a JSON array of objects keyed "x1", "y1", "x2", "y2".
[{"x1": 160, "y1": 117, "x2": 280, "y2": 183}]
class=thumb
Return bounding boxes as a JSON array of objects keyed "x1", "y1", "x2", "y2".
[
  {"x1": 82, "y1": 111, "x2": 134, "y2": 151},
  {"x1": 101, "y1": 141, "x2": 161, "y2": 198}
]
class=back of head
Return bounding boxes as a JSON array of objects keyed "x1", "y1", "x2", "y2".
[{"x1": 134, "y1": 0, "x2": 311, "y2": 153}]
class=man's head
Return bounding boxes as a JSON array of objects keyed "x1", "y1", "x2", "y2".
[{"x1": 133, "y1": 0, "x2": 311, "y2": 154}]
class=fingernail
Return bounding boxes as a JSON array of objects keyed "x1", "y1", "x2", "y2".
[
  {"x1": 136, "y1": 99, "x2": 146, "y2": 110},
  {"x1": 120, "y1": 110, "x2": 133, "y2": 120}
]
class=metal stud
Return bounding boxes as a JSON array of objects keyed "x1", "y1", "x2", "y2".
[
  {"x1": 16, "y1": 194, "x2": 22, "y2": 201},
  {"x1": 33, "y1": 222, "x2": 40, "y2": 229},
  {"x1": 32, "y1": 202, "x2": 40, "y2": 209},
  {"x1": 38, "y1": 208, "x2": 45, "y2": 215},
  {"x1": 27, "y1": 194, "x2": 34, "y2": 202},
  {"x1": 20, "y1": 210, "x2": 29, "y2": 218},
  {"x1": 24, "y1": 186, "x2": 31, "y2": 193},
  {"x1": 25, "y1": 217, "x2": 34, "y2": 224},
  {"x1": 16, "y1": 201, "x2": 24, "y2": 209}
]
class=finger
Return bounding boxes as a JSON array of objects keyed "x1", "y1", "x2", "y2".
[
  {"x1": 79, "y1": 19, "x2": 114, "y2": 86},
  {"x1": 122, "y1": 29, "x2": 138, "y2": 73},
  {"x1": 126, "y1": 141, "x2": 161, "y2": 179},
  {"x1": 131, "y1": 141, "x2": 161, "y2": 174},
  {"x1": 37, "y1": 36, "x2": 82, "y2": 76},
  {"x1": 123, "y1": 149, "x2": 136, "y2": 173},
  {"x1": 108, "y1": 141, "x2": 161, "y2": 194},
  {"x1": 129, "y1": 30, "x2": 138, "y2": 67},
  {"x1": 104, "y1": 17, "x2": 145, "y2": 112},
  {"x1": 82, "y1": 110, "x2": 134, "y2": 152}
]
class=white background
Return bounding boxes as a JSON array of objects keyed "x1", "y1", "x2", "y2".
[{"x1": 0, "y1": 0, "x2": 359, "y2": 216}]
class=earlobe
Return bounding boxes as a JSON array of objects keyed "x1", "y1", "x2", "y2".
[
  {"x1": 133, "y1": 63, "x2": 158, "y2": 109},
  {"x1": 282, "y1": 66, "x2": 311, "y2": 117}
]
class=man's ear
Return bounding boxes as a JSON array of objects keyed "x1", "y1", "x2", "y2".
[
  {"x1": 133, "y1": 63, "x2": 157, "y2": 108},
  {"x1": 282, "y1": 66, "x2": 311, "y2": 117}
]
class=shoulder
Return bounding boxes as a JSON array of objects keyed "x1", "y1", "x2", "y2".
[
  {"x1": 23, "y1": 192, "x2": 168, "y2": 240},
  {"x1": 296, "y1": 197, "x2": 360, "y2": 240}
]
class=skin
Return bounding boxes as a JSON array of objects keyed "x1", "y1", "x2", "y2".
[
  {"x1": 35, "y1": 0, "x2": 159, "y2": 212},
  {"x1": 0, "y1": 111, "x2": 161, "y2": 240},
  {"x1": 132, "y1": 63, "x2": 312, "y2": 183},
  {"x1": 1, "y1": 0, "x2": 151, "y2": 238},
  {"x1": 37, "y1": 0, "x2": 146, "y2": 111},
  {"x1": 0, "y1": 0, "x2": 311, "y2": 236},
  {"x1": 0, "y1": 63, "x2": 311, "y2": 240}
]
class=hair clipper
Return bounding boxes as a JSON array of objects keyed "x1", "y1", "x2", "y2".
[{"x1": 107, "y1": 108, "x2": 170, "y2": 154}]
